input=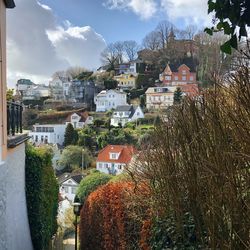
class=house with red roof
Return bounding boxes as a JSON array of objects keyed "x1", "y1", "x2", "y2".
[
  {"x1": 65, "y1": 111, "x2": 93, "y2": 129},
  {"x1": 96, "y1": 145, "x2": 136, "y2": 175}
]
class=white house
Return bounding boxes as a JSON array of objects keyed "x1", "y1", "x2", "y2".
[
  {"x1": 29, "y1": 124, "x2": 66, "y2": 145},
  {"x1": 145, "y1": 86, "x2": 177, "y2": 110},
  {"x1": 111, "y1": 105, "x2": 144, "y2": 127},
  {"x1": 22, "y1": 84, "x2": 51, "y2": 100},
  {"x1": 58, "y1": 173, "x2": 84, "y2": 202},
  {"x1": 65, "y1": 111, "x2": 93, "y2": 129},
  {"x1": 94, "y1": 89, "x2": 127, "y2": 112},
  {"x1": 96, "y1": 145, "x2": 136, "y2": 175}
]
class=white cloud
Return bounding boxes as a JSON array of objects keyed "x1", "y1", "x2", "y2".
[
  {"x1": 161, "y1": 0, "x2": 211, "y2": 26},
  {"x1": 7, "y1": 0, "x2": 106, "y2": 87},
  {"x1": 104, "y1": 0, "x2": 157, "y2": 20}
]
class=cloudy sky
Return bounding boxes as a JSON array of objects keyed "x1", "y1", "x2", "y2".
[{"x1": 7, "y1": 0, "x2": 211, "y2": 87}]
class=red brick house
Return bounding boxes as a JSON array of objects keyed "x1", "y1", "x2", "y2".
[{"x1": 160, "y1": 63, "x2": 197, "y2": 86}]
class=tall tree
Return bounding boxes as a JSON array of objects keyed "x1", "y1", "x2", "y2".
[
  {"x1": 113, "y1": 41, "x2": 124, "y2": 64},
  {"x1": 123, "y1": 40, "x2": 140, "y2": 61},
  {"x1": 101, "y1": 43, "x2": 119, "y2": 70},
  {"x1": 64, "y1": 123, "x2": 78, "y2": 146},
  {"x1": 156, "y1": 21, "x2": 172, "y2": 49},
  {"x1": 173, "y1": 87, "x2": 183, "y2": 104},
  {"x1": 142, "y1": 31, "x2": 161, "y2": 50}
]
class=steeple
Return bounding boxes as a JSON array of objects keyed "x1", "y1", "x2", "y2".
[{"x1": 168, "y1": 26, "x2": 175, "y2": 43}]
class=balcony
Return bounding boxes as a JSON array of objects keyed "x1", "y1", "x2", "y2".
[{"x1": 7, "y1": 101, "x2": 29, "y2": 148}]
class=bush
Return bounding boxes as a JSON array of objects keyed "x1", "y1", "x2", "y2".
[
  {"x1": 77, "y1": 171, "x2": 112, "y2": 203},
  {"x1": 25, "y1": 144, "x2": 59, "y2": 250}
]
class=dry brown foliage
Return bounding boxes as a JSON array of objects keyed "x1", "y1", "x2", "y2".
[{"x1": 130, "y1": 65, "x2": 250, "y2": 249}]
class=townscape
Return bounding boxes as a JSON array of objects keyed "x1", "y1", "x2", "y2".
[{"x1": 1, "y1": 1, "x2": 250, "y2": 250}]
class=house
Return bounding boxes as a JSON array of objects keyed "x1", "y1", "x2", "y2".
[
  {"x1": 65, "y1": 111, "x2": 93, "y2": 129},
  {"x1": 114, "y1": 74, "x2": 137, "y2": 89},
  {"x1": 22, "y1": 84, "x2": 51, "y2": 100},
  {"x1": 96, "y1": 145, "x2": 136, "y2": 175},
  {"x1": 49, "y1": 76, "x2": 68, "y2": 100},
  {"x1": 146, "y1": 86, "x2": 177, "y2": 110},
  {"x1": 16, "y1": 78, "x2": 35, "y2": 96},
  {"x1": 58, "y1": 173, "x2": 84, "y2": 202},
  {"x1": 94, "y1": 89, "x2": 127, "y2": 112},
  {"x1": 0, "y1": 1, "x2": 33, "y2": 249},
  {"x1": 159, "y1": 63, "x2": 197, "y2": 86},
  {"x1": 111, "y1": 105, "x2": 144, "y2": 127},
  {"x1": 29, "y1": 124, "x2": 66, "y2": 145}
]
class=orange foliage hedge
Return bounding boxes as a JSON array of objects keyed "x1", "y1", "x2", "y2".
[{"x1": 79, "y1": 181, "x2": 151, "y2": 250}]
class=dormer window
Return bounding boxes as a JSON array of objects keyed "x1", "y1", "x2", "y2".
[{"x1": 110, "y1": 153, "x2": 119, "y2": 159}]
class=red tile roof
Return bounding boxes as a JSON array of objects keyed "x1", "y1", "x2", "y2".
[{"x1": 97, "y1": 145, "x2": 136, "y2": 164}]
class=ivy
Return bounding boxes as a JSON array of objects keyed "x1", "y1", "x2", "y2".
[{"x1": 25, "y1": 144, "x2": 59, "y2": 250}]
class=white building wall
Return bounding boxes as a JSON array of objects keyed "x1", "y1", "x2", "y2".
[
  {"x1": 60, "y1": 179, "x2": 79, "y2": 202},
  {"x1": 0, "y1": 143, "x2": 33, "y2": 250},
  {"x1": 96, "y1": 161, "x2": 125, "y2": 175}
]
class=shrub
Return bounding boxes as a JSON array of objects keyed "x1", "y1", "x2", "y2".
[
  {"x1": 25, "y1": 144, "x2": 59, "y2": 250},
  {"x1": 77, "y1": 171, "x2": 112, "y2": 203}
]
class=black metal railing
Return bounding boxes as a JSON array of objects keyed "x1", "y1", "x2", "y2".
[{"x1": 7, "y1": 101, "x2": 23, "y2": 136}]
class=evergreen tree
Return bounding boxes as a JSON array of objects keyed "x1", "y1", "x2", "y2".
[
  {"x1": 174, "y1": 87, "x2": 183, "y2": 104},
  {"x1": 64, "y1": 123, "x2": 78, "y2": 146}
]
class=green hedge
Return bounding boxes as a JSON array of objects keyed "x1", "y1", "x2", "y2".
[
  {"x1": 77, "y1": 170, "x2": 112, "y2": 203},
  {"x1": 25, "y1": 144, "x2": 59, "y2": 250}
]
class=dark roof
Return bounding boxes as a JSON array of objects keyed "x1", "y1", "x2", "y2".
[
  {"x1": 169, "y1": 57, "x2": 197, "y2": 72},
  {"x1": 58, "y1": 173, "x2": 84, "y2": 185},
  {"x1": 115, "y1": 105, "x2": 134, "y2": 112},
  {"x1": 4, "y1": 0, "x2": 15, "y2": 8}
]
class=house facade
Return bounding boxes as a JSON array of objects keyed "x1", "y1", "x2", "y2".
[
  {"x1": 114, "y1": 74, "x2": 137, "y2": 89},
  {"x1": 160, "y1": 63, "x2": 196, "y2": 86},
  {"x1": 22, "y1": 84, "x2": 51, "y2": 100},
  {"x1": 29, "y1": 124, "x2": 66, "y2": 145},
  {"x1": 111, "y1": 105, "x2": 144, "y2": 127},
  {"x1": 65, "y1": 111, "x2": 93, "y2": 129},
  {"x1": 0, "y1": 1, "x2": 33, "y2": 249},
  {"x1": 96, "y1": 145, "x2": 135, "y2": 175},
  {"x1": 59, "y1": 173, "x2": 84, "y2": 202},
  {"x1": 146, "y1": 86, "x2": 177, "y2": 110},
  {"x1": 94, "y1": 89, "x2": 127, "y2": 112}
]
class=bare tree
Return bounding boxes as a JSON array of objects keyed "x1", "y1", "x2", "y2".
[
  {"x1": 123, "y1": 40, "x2": 140, "y2": 61},
  {"x1": 113, "y1": 41, "x2": 125, "y2": 64},
  {"x1": 185, "y1": 24, "x2": 197, "y2": 40},
  {"x1": 142, "y1": 31, "x2": 161, "y2": 50},
  {"x1": 101, "y1": 43, "x2": 119, "y2": 70},
  {"x1": 156, "y1": 20, "x2": 172, "y2": 49}
]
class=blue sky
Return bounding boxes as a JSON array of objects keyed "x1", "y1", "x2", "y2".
[{"x1": 7, "y1": 0, "x2": 211, "y2": 86}]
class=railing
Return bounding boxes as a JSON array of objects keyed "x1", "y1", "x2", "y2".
[{"x1": 7, "y1": 101, "x2": 23, "y2": 136}]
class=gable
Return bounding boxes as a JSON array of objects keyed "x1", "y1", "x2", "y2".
[
  {"x1": 71, "y1": 113, "x2": 81, "y2": 122},
  {"x1": 164, "y1": 65, "x2": 172, "y2": 75},
  {"x1": 61, "y1": 178, "x2": 79, "y2": 186},
  {"x1": 178, "y1": 64, "x2": 190, "y2": 72}
]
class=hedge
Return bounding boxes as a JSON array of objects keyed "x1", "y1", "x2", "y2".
[{"x1": 25, "y1": 144, "x2": 59, "y2": 250}]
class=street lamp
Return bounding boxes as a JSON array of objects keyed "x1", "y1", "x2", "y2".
[
  {"x1": 73, "y1": 195, "x2": 82, "y2": 250},
  {"x1": 81, "y1": 148, "x2": 85, "y2": 172}
]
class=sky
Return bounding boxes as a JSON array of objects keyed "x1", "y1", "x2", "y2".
[{"x1": 6, "y1": 0, "x2": 212, "y2": 87}]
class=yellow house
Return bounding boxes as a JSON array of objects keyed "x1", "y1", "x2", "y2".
[{"x1": 114, "y1": 74, "x2": 137, "y2": 89}]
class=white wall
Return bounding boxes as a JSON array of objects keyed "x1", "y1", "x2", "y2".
[
  {"x1": 60, "y1": 179, "x2": 79, "y2": 202},
  {"x1": 96, "y1": 161, "x2": 125, "y2": 175},
  {"x1": 0, "y1": 143, "x2": 33, "y2": 250}
]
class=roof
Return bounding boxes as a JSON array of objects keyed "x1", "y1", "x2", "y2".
[
  {"x1": 166, "y1": 58, "x2": 197, "y2": 73},
  {"x1": 96, "y1": 89, "x2": 126, "y2": 97},
  {"x1": 146, "y1": 87, "x2": 176, "y2": 94},
  {"x1": 115, "y1": 105, "x2": 134, "y2": 112},
  {"x1": 65, "y1": 111, "x2": 89, "y2": 123},
  {"x1": 4, "y1": 0, "x2": 15, "y2": 8},
  {"x1": 97, "y1": 145, "x2": 136, "y2": 164},
  {"x1": 58, "y1": 173, "x2": 84, "y2": 185}
]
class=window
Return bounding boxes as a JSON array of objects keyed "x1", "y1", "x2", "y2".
[
  {"x1": 118, "y1": 165, "x2": 122, "y2": 170},
  {"x1": 182, "y1": 70, "x2": 186, "y2": 75},
  {"x1": 165, "y1": 75, "x2": 171, "y2": 80},
  {"x1": 182, "y1": 76, "x2": 186, "y2": 81},
  {"x1": 35, "y1": 135, "x2": 38, "y2": 142},
  {"x1": 111, "y1": 153, "x2": 117, "y2": 159},
  {"x1": 41, "y1": 135, "x2": 44, "y2": 142},
  {"x1": 45, "y1": 136, "x2": 48, "y2": 144},
  {"x1": 99, "y1": 163, "x2": 103, "y2": 169},
  {"x1": 64, "y1": 186, "x2": 69, "y2": 193},
  {"x1": 190, "y1": 76, "x2": 194, "y2": 81},
  {"x1": 105, "y1": 163, "x2": 109, "y2": 168},
  {"x1": 71, "y1": 187, "x2": 76, "y2": 194},
  {"x1": 174, "y1": 76, "x2": 178, "y2": 80}
]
